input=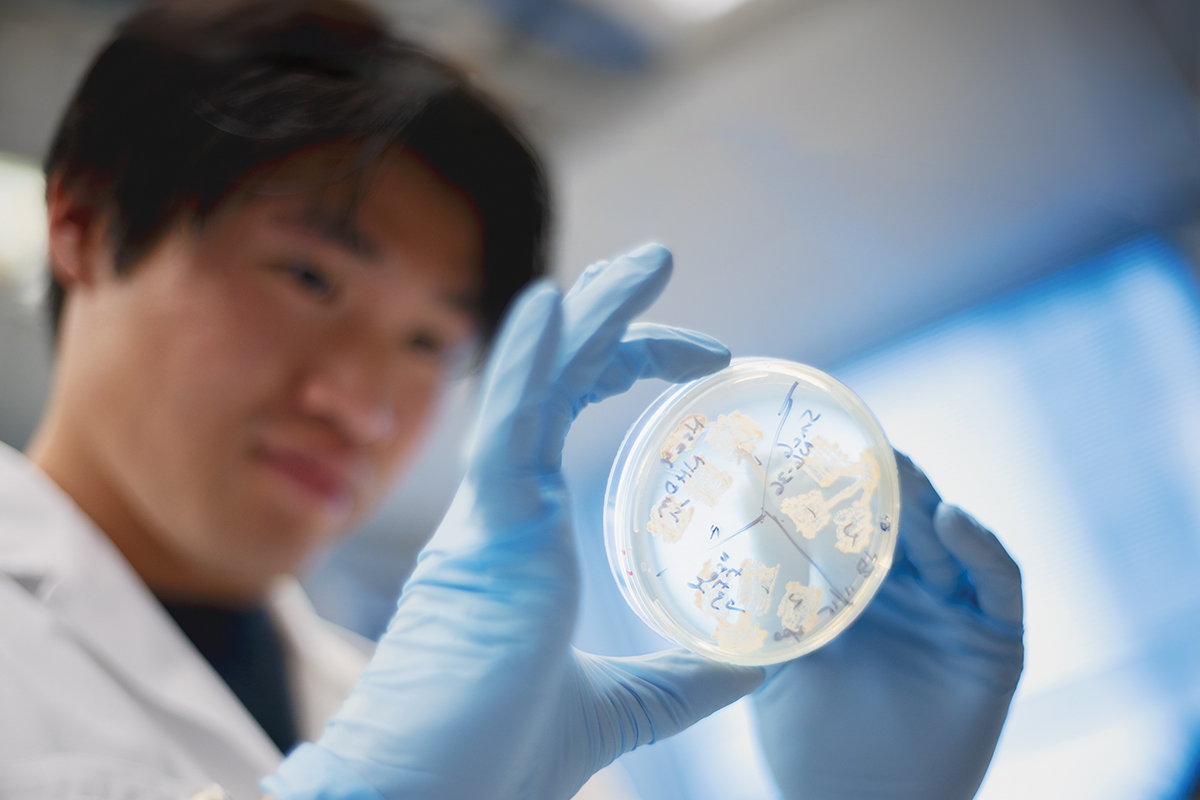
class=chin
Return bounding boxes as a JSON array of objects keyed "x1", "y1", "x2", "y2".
[{"x1": 212, "y1": 512, "x2": 341, "y2": 583}]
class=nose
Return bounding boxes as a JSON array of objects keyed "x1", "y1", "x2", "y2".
[{"x1": 299, "y1": 329, "x2": 396, "y2": 445}]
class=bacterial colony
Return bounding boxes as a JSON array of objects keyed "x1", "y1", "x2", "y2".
[{"x1": 605, "y1": 360, "x2": 901, "y2": 665}]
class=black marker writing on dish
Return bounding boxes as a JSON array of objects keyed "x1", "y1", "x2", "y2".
[{"x1": 701, "y1": 381, "x2": 845, "y2": 605}]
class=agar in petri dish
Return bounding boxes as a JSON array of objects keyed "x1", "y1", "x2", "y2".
[{"x1": 604, "y1": 358, "x2": 901, "y2": 665}]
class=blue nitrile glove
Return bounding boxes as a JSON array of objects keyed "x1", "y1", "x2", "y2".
[
  {"x1": 264, "y1": 245, "x2": 764, "y2": 800},
  {"x1": 754, "y1": 451, "x2": 1024, "y2": 800}
]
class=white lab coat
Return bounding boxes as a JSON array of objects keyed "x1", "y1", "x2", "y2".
[
  {"x1": 0, "y1": 442, "x2": 372, "y2": 799},
  {"x1": 0, "y1": 442, "x2": 638, "y2": 800}
]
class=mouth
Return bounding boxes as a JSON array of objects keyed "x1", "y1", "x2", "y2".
[{"x1": 255, "y1": 443, "x2": 363, "y2": 514}]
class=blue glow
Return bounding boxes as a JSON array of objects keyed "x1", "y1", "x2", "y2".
[{"x1": 834, "y1": 236, "x2": 1200, "y2": 799}]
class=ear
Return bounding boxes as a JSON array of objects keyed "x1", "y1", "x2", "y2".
[{"x1": 45, "y1": 173, "x2": 113, "y2": 290}]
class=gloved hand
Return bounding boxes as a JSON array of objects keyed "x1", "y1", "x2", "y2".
[
  {"x1": 754, "y1": 452, "x2": 1024, "y2": 800},
  {"x1": 264, "y1": 245, "x2": 764, "y2": 800}
]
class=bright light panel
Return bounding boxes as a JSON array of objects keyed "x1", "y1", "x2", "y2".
[
  {"x1": 0, "y1": 154, "x2": 47, "y2": 304},
  {"x1": 651, "y1": 0, "x2": 756, "y2": 23}
]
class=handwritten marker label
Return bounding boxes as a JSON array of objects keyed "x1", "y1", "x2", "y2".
[
  {"x1": 647, "y1": 494, "x2": 694, "y2": 544},
  {"x1": 801, "y1": 436, "x2": 855, "y2": 488},
  {"x1": 660, "y1": 414, "x2": 707, "y2": 464},
  {"x1": 833, "y1": 505, "x2": 872, "y2": 553},
  {"x1": 609, "y1": 360, "x2": 901, "y2": 664},
  {"x1": 778, "y1": 582, "x2": 822, "y2": 635},
  {"x1": 689, "y1": 557, "x2": 781, "y2": 655}
]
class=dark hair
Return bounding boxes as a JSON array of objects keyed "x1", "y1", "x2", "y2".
[{"x1": 44, "y1": 0, "x2": 550, "y2": 344}]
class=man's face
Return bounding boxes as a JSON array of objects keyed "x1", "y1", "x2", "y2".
[{"x1": 55, "y1": 147, "x2": 482, "y2": 595}]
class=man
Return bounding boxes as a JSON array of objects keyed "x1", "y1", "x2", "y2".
[{"x1": 0, "y1": 1, "x2": 1025, "y2": 798}]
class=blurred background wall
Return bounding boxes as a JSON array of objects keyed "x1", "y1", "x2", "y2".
[{"x1": 2, "y1": 0, "x2": 1200, "y2": 797}]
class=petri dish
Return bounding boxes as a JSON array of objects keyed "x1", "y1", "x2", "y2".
[{"x1": 604, "y1": 358, "x2": 900, "y2": 665}]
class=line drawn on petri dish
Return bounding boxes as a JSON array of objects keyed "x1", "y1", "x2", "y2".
[
  {"x1": 699, "y1": 381, "x2": 843, "y2": 602},
  {"x1": 778, "y1": 446, "x2": 880, "y2": 552},
  {"x1": 801, "y1": 437, "x2": 856, "y2": 487},
  {"x1": 780, "y1": 489, "x2": 830, "y2": 539},
  {"x1": 771, "y1": 409, "x2": 821, "y2": 494},
  {"x1": 610, "y1": 359, "x2": 901, "y2": 663},
  {"x1": 820, "y1": 549, "x2": 879, "y2": 616},
  {"x1": 761, "y1": 382, "x2": 799, "y2": 507}
]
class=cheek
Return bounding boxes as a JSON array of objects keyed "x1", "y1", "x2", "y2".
[
  {"x1": 362, "y1": 377, "x2": 443, "y2": 507},
  {"x1": 163, "y1": 285, "x2": 293, "y2": 430},
  {"x1": 115, "y1": 271, "x2": 307, "y2": 488}
]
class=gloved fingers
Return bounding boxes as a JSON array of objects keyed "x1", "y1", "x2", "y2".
[
  {"x1": 562, "y1": 259, "x2": 610, "y2": 300},
  {"x1": 575, "y1": 649, "x2": 764, "y2": 754},
  {"x1": 894, "y1": 450, "x2": 962, "y2": 595},
  {"x1": 582, "y1": 324, "x2": 731, "y2": 408},
  {"x1": 934, "y1": 504, "x2": 1023, "y2": 628},
  {"x1": 555, "y1": 244, "x2": 674, "y2": 402},
  {"x1": 466, "y1": 281, "x2": 563, "y2": 470}
]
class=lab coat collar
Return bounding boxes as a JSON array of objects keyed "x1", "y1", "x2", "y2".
[{"x1": 0, "y1": 443, "x2": 283, "y2": 775}]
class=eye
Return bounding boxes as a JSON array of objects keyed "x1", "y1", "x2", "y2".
[
  {"x1": 409, "y1": 330, "x2": 445, "y2": 357},
  {"x1": 282, "y1": 261, "x2": 335, "y2": 300}
]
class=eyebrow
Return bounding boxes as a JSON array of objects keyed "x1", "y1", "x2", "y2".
[
  {"x1": 272, "y1": 208, "x2": 483, "y2": 319},
  {"x1": 277, "y1": 207, "x2": 380, "y2": 261}
]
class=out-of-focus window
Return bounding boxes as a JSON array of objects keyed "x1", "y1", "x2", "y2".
[
  {"x1": 835, "y1": 236, "x2": 1200, "y2": 799},
  {"x1": 0, "y1": 153, "x2": 46, "y2": 306},
  {"x1": 0, "y1": 152, "x2": 51, "y2": 450}
]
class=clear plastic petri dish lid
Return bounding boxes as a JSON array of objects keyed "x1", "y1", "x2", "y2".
[{"x1": 604, "y1": 358, "x2": 900, "y2": 666}]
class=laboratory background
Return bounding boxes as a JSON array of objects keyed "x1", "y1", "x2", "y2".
[{"x1": 2, "y1": 0, "x2": 1200, "y2": 797}]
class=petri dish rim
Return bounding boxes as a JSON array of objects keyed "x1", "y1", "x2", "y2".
[{"x1": 604, "y1": 357, "x2": 901, "y2": 666}]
